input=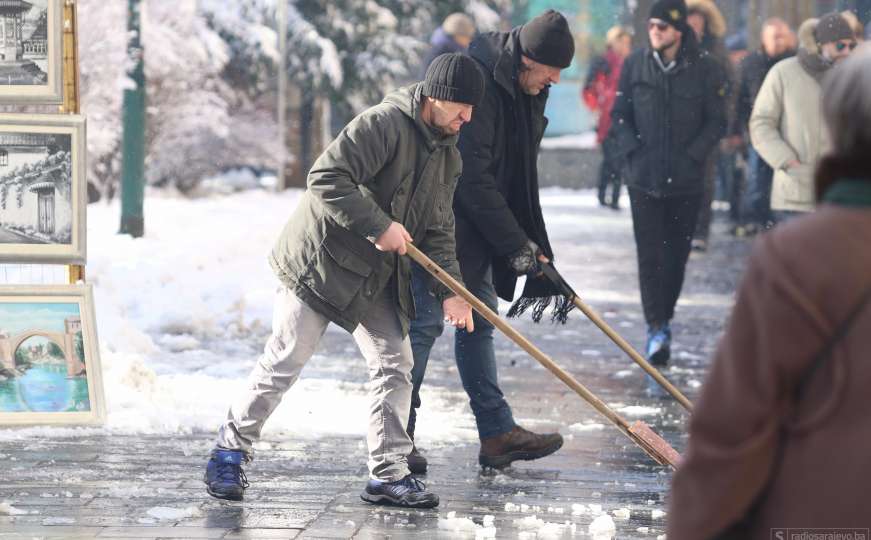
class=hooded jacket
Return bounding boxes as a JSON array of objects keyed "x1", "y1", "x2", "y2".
[
  {"x1": 750, "y1": 18, "x2": 832, "y2": 212},
  {"x1": 269, "y1": 83, "x2": 464, "y2": 336},
  {"x1": 609, "y1": 33, "x2": 728, "y2": 197}
]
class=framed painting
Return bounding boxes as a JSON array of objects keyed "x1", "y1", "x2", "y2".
[
  {"x1": 0, "y1": 113, "x2": 86, "y2": 263},
  {"x1": 0, "y1": 285, "x2": 105, "y2": 425},
  {"x1": 0, "y1": 0, "x2": 63, "y2": 104}
]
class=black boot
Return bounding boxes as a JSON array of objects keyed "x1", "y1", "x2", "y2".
[
  {"x1": 407, "y1": 444, "x2": 428, "y2": 475},
  {"x1": 406, "y1": 421, "x2": 428, "y2": 474}
]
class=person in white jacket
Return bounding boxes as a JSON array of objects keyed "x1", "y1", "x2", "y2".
[{"x1": 750, "y1": 12, "x2": 857, "y2": 216}]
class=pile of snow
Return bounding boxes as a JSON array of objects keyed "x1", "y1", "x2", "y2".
[
  {"x1": 513, "y1": 515, "x2": 575, "y2": 538},
  {"x1": 0, "y1": 501, "x2": 29, "y2": 515},
  {"x1": 588, "y1": 514, "x2": 617, "y2": 539},
  {"x1": 146, "y1": 506, "x2": 202, "y2": 521},
  {"x1": 437, "y1": 511, "x2": 496, "y2": 538}
]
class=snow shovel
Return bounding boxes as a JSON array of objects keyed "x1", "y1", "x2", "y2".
[
  {"x1": 405, "y1": 243, "x2": 682, "y2": 469},
  {"x1": 538, "y1": 262, "x2": 694, "y2": 412}
]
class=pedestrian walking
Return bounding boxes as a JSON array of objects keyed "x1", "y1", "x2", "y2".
[
  {"x1": 734, "y1": 18, "x2": 796, "y2": 234},
  {"x1": 583, "y1": 26, "x2": 632, "y2": 210},
  {"x1": 609, "y1": 0, "x2": 727, "y2": 368},
  {"x1": 686, "y1": 0, "x2": 730, "y2": 252},
  {"x1": 750, "y1": 13, "x2": 858, "y2": 220}
]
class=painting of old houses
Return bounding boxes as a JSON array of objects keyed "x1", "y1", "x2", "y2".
[
  {"x1": 0, "y1": 114, "x2": 86, "y2": 263},
  {"x1": 0, "y1": 285, "x2": 104, "y2": 425},
  {"x1": 0, "y1": 0, "x2": 61, "y2": 103}
]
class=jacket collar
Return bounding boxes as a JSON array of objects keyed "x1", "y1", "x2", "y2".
[
  {"x1": 822, "y1": 179, "x2": 871, "y2": 208},
  {"x1": 816, "y1": 155, "x2": 871, "y2": 207},
  {"x1": 469, "y1": 28, "x2": 523, "y2": 100}
]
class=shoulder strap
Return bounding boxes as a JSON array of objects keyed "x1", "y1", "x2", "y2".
[{"x1": 793, "y1": 285, "x2": 871, "y2": 403}]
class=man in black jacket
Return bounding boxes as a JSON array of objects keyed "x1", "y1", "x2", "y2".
[
  {"x1": 406, "y1": 10, "x2": 575, "y2": 473},
  {"x1": 609, "y1": 0, "x2": 727, "y2": 370},
  {"x1": 734, "y1": 18, "x2": 795, "y2": 232}
]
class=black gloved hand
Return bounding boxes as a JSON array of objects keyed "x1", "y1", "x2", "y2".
[{"x1": 507, "y1": 240, "x2": 542, "y2": 276}]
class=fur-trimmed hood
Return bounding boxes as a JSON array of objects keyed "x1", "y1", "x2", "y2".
[
  {"x1": 686, "y1": 0, "x2": 726, "y2": 38},
  {"x1": 798, "y1": 17, "x2": 821, "y2": 54}
]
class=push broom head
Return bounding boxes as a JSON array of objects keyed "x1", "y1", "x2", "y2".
[{"x1": 628, "y1": 420, "x2": 682, "y2": 469}]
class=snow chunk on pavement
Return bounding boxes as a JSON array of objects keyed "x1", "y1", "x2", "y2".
[
  {"x1": 589, "y1": 514, "x2": 617, "y2": 539},
  {"x1": 0, "y1": 501, "x2": 29, "y2": 515},
  {"x1": 438, "y1": 511, "x2": 496, "y2": 538},
  {"x1": 42, "y1": 517, "x2": 75, "y2": 525},
  {"x1": 617, "y1": 405, "x2": 662, "y2": 417},
  {"x1": 146, "y1": 506, "x2": 202, "y2": 520},
  {"x1": 612, "y1": 507, "x2": 631, "y2": 520},
  {"x1": 652, "y1": 509, "x2": 667, "y2": 519},
  {"x1": 513, "y1": 515, "x2": 573, "y2": 538},
  {"x1": 569, "y1": 422, "x2": 605, "y2": 432}
]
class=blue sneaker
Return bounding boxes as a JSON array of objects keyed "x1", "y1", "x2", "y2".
[
  {"x1": 204, "y1": 448, "x2": 249, "y2": 501},
  {"x1": 360, "y1": 474, "x2": 439, "y2": 508},
  {"x1": 646, "y1": 324, "x2": 671, "y2": 367}
]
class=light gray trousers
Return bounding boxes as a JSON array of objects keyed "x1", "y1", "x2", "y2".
[{"x1": 216, "y1": 286, "x2": 413, "y2": 482}]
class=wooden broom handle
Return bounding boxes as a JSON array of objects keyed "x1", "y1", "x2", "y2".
[{"x1": 405, "y1": 243, "x2": 632, "y2": 432}]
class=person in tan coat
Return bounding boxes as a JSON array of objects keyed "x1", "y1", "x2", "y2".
[
  {"x1": 749, "y1": 13, "x2": 857, "y2": 216},
  {"x1": 668, "y1": 43, "x2": 871, "y2": 540}
]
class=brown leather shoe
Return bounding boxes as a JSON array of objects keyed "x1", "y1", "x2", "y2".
[
  {"x1": 479, "y1": 426, "x2": 563, "y2": 469},
  {"x1": 407, "y1": 445, "x2": 428, "y2": 475}
]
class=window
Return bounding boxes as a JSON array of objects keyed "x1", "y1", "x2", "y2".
[{"x1": 0, "y1": 149, "x2": 7, "y2": 167}]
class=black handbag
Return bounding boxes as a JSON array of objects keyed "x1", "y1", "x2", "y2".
[{"x1": 711, "y1": 285, "x2": 871, "y2": 540}]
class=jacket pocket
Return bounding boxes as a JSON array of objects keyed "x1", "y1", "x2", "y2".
[
  {"x1": 299, "y1": 235, "x2": 374, "y2": 311},
  {"x1": 780, "y1": 164, "x2": 815, "y2": 205},
  {"x1": 672, "y1": 84, "x2": 703, "y2": 132}
]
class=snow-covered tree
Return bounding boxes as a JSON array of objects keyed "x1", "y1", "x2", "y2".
[{"x1": 77, "y1": 0, "x2": 129, "y2": 200}]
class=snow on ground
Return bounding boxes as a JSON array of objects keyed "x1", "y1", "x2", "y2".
[
  {"x1": 0, "y1": 187, "x2": 672, "y2": 446},
  {"x1": 539, "y1": 132, "x2": 598, "y2": 150}
]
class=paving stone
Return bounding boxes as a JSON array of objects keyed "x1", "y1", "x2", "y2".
[{"x1": 0, "y1": 212, "x2": 747, "y2": 538}]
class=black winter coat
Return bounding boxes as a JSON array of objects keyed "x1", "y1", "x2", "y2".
[
  {"x1": 453, "y1": 28, "x2": 557, "y2": 303},
  {"x1": 732, "y1": 48, "x2": 795, "y2": 136},
  {"x1": 609, "y1": 40, "x2": 727, "y2": 198}
]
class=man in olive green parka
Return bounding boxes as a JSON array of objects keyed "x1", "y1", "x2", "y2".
[{"x1": 204, "y1": 53, "x2": 485, "y2": 509}]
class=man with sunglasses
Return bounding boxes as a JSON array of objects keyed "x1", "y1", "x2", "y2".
[
  {"x1": 609, "y1": 0, "x2": 727, "y2": 372},
  {"x1": 750, "y1": 13, "x2": 857, "y2": 219}
]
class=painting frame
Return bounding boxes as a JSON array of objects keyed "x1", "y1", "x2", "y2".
[
  {"x1": 0, "y1": 284, "x2": 105, "y2": 425},
  {"x1": 0, "y1": 0, "x2": 64, "y2": 104},
  {"x1": 0, "y1": 113, "x2": 86, "y2": 264}
]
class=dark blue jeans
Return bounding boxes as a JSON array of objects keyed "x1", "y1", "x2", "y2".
[
  {"x1": 743, "y1": 146, "x2": 774, "y2": 227},
  {"x1": 407, "y1": 261, "x2": 515, "y2": 440}
]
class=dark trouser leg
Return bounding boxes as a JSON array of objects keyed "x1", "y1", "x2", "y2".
[
  {"x1": 629, "y1": 188, "x2": 668, "y2": 328},
  {"x1": 662, "y1": 194, "x2": 703, "y2": 322},
  {"x1": 597, "y1": 155, "x2": 610, "y2": 205},
  {"x1": 407, "y1": 263, "x2": 445, "y2": 437},
  {"x1": 630, "y1": 189, "x2": 702, "y2": 327},
  {"x1": 744, "y1": 147, "x2": 774, "y2": 227},
  {"x1": 453, "y1": 257, "x2": 515, "y2": 439},
  {"x1": 693, "y1": 153, "x2": 717, "y2": 241}
]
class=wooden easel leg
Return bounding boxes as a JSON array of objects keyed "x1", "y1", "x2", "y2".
[{"x1": 68, "y1": 264, "x2": 85, "y2": 284}]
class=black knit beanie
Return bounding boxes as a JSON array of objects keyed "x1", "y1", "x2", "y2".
[
  {"x1": 649, "y1": 0, "x2": 690, "y2": 34},
  {"x1": 518, "y1": 9, "x2": 575, "y2": 69},
  {"x1": 815, "y1": 12, "x2": 854, "y2": 44},
  {"x1": 421, "y1": 53, "x2": 485, "y2": 107}
]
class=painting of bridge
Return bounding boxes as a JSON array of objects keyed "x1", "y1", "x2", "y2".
[{"x1": 0, "y1": 301, "x2": 89, "y2": 414}]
